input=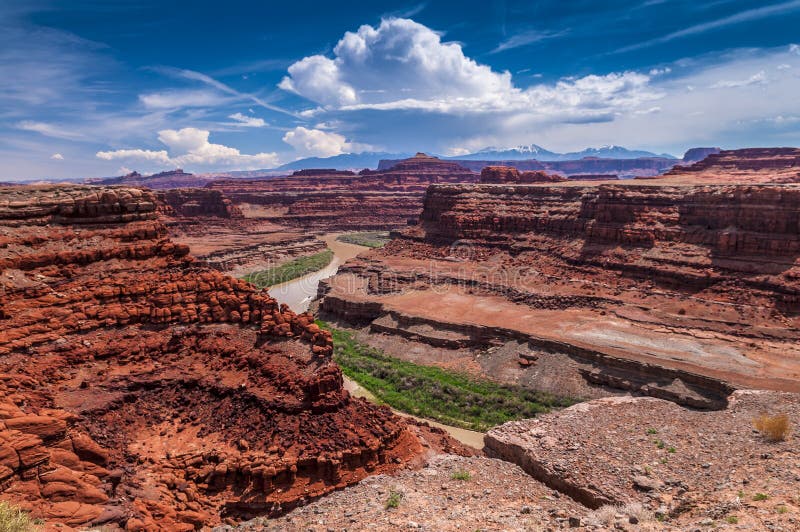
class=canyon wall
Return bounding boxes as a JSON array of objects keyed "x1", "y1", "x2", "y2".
[
  {"x1": 158, "y1": 188, "x2": 244, "y2": 218},
  {"x1": 208, "y1": 153, "x2": 478, "y2": 230},
  {"x1": 319, "y1": 180, "x2": 800, "y2": 404},
  {"x1": 662, "y1": 148, "x2": 800, "y2": 183},
  {"x1": 479, "y1": 166, "x2": 566, "y2": 184},
  {"x1": 0, "y1": 185, "x2": 459, "y2": 529}
]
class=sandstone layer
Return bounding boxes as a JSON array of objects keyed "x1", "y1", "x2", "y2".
[
  {"x1": 319, "y1": 181, "x2": 800, "y2": 407},
  {"x1": 479, "y1": 166, "x2": 566, "y2": 184},
  {"x1": 0, "y1": 184, "x2": 465, "y2": 530},
  {"x1": 661, "y1": 148, "x2": 800, "y2": 183},
  {"x1": 207, "y1": 153, "x2": 478, "y2": 231}
]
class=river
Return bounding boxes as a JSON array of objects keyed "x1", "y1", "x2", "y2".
[
  {"x1": 267, "y1": 233, "x2": 485, "y2": 449},
  {"x1": 268, "y1": 233, "x2": 365, "y2": 314}
]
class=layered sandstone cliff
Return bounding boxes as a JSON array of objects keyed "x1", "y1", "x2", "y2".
[
  {"x1": 207, "y1": 154, "x2": 478, "y2": 230},
  {"x1": 319, "y1": 181, "x2": 800, "y2": 405},
  {"x1": 479, "y1": 166, "x2": 566, "y2": 184},
  {"x1": 662, "y1": 148, "x2": 800, "y2": 183},
  {"x1": 0, "y1": 185, "x2": 460, "y2": 529},
  {"x1": 158, "y1": 188, "x2": 244, "y2": 218}
]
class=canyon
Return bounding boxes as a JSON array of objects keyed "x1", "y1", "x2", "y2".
[
  {"x1": 1, "y1": 147, "x2": 799, "y2": 530},
  {"x1": 318, "y1": 179, "x2": 800, "y2": 407}
]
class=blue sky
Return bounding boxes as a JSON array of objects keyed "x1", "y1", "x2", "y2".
[{"x1": 2, "y1": 0, "x2": 800, "y2": 179}]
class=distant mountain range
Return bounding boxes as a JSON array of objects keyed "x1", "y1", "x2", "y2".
[
  {"x1": 448, "y1": 144, "x2": 677, "y2": 161},
  {"x1": 273, "y1": 151, "x2": 415, "y2": 172},
  {"x1": 256, "y1": 145, "x2": 678, "y2": 172}
]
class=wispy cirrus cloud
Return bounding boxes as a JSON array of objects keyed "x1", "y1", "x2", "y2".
[
  {"x1": 16, "y1": 120, "x2": 86, "y2": 140},
  {"x1": 615, "y1": 0, "x2": 800, "y2": 53},
  {"x1": 491, "y1": 28, "x2": 570, "y2": 54},
  {"x1": 154, "y1": 66, "x2": 299, "y2": 117},
  {"x1": 710, "y1": 70, "x2": 767, "y2": 88},
  {"x1": 138, "y1": 89, "x2": 234, "y2": 109}
]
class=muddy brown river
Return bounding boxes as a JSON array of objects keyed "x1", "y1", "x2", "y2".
[{"x1": 266, "y1": 233, "x2": 486, "y2": 449}]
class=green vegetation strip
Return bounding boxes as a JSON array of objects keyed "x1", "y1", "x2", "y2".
[
  {"x1": 319, "y1": 321, "x2": 576, "y2": 432},
  {"x1": 336, "y1": 231, "x2": 391, "y2": 248},
  {"x1": 243, "y1": 249, "x2": 334, "y2": 288}
]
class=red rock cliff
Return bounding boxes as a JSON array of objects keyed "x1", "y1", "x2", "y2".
[
  {"x1": 0, "y1": 185, "x2": 454, "y2": 530},
  {"x1": 207, "y1": 154, "x2": 478, "y2": 230},
  {"x1": 158, "y1": 188, "x2": 244, "y2": 218},
  {"x1": 480, "y1": 166, "x2": 566, "y2": 184},
  {"x1": 416, "y1": 183, "x2": 800, "y2": 304}
]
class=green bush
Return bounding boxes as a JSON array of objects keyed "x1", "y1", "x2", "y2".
[
  {"x1": 385, "y1": 490, "x2": 403, "y2": 509},
  {"x1": 336, "y1": 232, "x2": 391, "y2": 248}
]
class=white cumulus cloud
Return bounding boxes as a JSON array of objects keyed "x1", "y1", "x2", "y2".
[
  {"x1": 96, "y1": 127, "x2": 279, "y2": 169},
  {"x1": 50, "y1": 153, "x2": 64, "y2": 160},
  {"x1": 282, "y1": 126, "x2": 371, "y2": 158},
  {"x1": 228, "y1": 112, "x2": 266, "y2": 127},
  {"x1": 279, "y1": 18, "x2": 660, "y2": 121}
]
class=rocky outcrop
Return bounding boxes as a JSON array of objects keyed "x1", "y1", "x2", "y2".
[
  {"x1": 485, "y1": 390, "x2": 799, "y2": 528},
  {"x1": 0, "y1": 184, "x2": 462, "y2": 529},
  {"x1": 207, "y1": 154, "x2": 478, "y2": 231},
  {"x1": 479, "y1": 166, "x2": 566, "y2": 184},
  {"x1": 158, "y1": 188, "x2": 244, "y2": 218}
]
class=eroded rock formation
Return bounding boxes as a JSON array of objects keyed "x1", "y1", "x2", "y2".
[
  {"x1": 479, "y1": 166, "x2": 566, "y2": 184},
  {"x1": 158, "y1": 188, "x2": 244, "y2": 219},
  {"x1": 319, "y1": 181, "x2": 800, "y2": 406},
  {"x1": 207, "y1": 153, "x2": 478, "y2": 231},
  {"x1": 0, "y1": 184, "x2": 463, "y2": 529},
  {"x1": 663, "y1": 148, "x2": 800, "y2": 183}
]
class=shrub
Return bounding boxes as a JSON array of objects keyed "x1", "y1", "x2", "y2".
[
  {"x1": 753, "y1": 493, "x2": 768, "y2": 501},
  {"x1": 0, "y1": 502, "x2": 38, "y2": 532},
  {"x1": 726, "y1": 516, "x2": 739, "y2": 524},
  {"x1": 385, "y1": 489, "x2": 403, "y2": 509},
  {"x1": 753, "y1": 413, "x2": 791, "y2": 442},
  {"x1": 451, "y1": 469, "x2": 471, "y2": 481}
]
